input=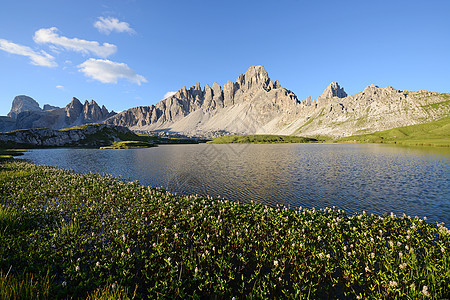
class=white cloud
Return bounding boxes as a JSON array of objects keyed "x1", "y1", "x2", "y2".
[
  {"x1": 33, "y1": 27, "x2": 117, "y2": 58},
  {"x1": 94, "y1": 17, "x2": 136, "y2": 35},
  {"x1": 163, "y1": 91, "x2": 176, "y2": 99},
  {"x1": 0, "y1": 38, "x2": 57, "y2": 67},
  {"x1": 56, "y1": 85, "x2": 65, "y2": 90},
  {"x1": 77, "y1": 58, "x2": 147, "y2": 85}
]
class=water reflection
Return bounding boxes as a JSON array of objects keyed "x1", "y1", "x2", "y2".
[{"x1": 22, "y1": 144, "x2": 450, "y2": 224}]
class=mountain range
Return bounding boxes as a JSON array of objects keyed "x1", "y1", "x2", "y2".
[
  {"x1": 1, "y1": 96, "x2": 115, "y2": 132},
  {"x1": 2, "y1": 65, "x2": 449, "y2": 138}
]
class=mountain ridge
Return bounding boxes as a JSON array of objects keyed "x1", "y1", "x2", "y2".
[
  {"x1": 2, "y1": 96, "x2": 116, "y2": 132},
  {"x1": 2, "y1": 65, "x2": 449, "y2": 138},
  {"x1": 104, "y1": 65, "x2": 449, "y2": 138}
]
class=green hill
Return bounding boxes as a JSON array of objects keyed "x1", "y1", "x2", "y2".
[{"x1": 338, "y1": 116, "x2": 450, "y2": 147}]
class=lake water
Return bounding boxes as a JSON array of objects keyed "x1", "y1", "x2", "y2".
[{"x1": 22, "y1": 143, "x2": 450, "y2": 224}]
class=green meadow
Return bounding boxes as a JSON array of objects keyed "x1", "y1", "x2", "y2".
[
  {"x1": 338, "y1": 116, "x2": 450, "y2": 147},
  {"x1": 0, "y1": 159, "x2": 448, "y2": 299}
]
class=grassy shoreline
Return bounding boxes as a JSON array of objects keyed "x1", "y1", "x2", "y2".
[
  {"x1": 207, "y1": 135, "x2": 318, "y2": 144},
  {"x1": 100, "y1": 141, "x2": 156, "y2": 149},
  {"x1": 1, "y1": 159, "x2": 448, "y2": 298}
]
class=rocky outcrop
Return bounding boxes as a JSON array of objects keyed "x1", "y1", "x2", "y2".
[
  {"x1": 0, "y1": 124, "x2": 135, "y2": 148},
  {"x1": 7, "y1": 95, "x2": 42, "y2": 119},
  {"x1": 1, "y1": 96, "x2": 116, "y2": 132}
]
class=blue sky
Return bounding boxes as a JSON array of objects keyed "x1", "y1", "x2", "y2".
[{"x1": 1, "y1": 0, "x2": 449, "y2": 116}]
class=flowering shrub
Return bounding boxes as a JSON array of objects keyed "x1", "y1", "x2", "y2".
[{"x1": 0, "y1": 161, "x2": 449, "y2": 298}]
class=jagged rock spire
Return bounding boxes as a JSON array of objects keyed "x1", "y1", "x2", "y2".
[{"x1": 317, "y1": 82, "x2": 347, "y2": 102}]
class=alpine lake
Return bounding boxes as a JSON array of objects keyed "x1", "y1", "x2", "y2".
[{"x1": 22, "y1": 143, "x2": 450, "y2": 225}]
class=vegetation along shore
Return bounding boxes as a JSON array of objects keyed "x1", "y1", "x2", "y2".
[{"x1": 1, "y1": 158, "x2": 448, "y2": 299}]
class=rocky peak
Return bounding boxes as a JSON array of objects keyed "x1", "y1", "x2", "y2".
[
  {"x1": 363, "y1": 84, "x2": 379, "y2": 93},
  {"x1": 67, "y1": 97, "x2": 83, "y2": 109},
  {"x1": 274, "y1": 80, "x2": 281, "y2": 89},
  {"x1": 7, "y1": 95, "x2": 41, "y2": 119},
  {"x1": 190, "y1": 82, "x2": 203, "y2": 101},
  {"x1": 317, "y1": 82, "x2": 347, "y2": 101},
  {"x1": 65, "y1": 97, "x2": 83, "y2": 123},
  {"x1": 43, "y1": 104, "x2": 59, "y2": 111},
  {"x1": 236, "y1": 65, "x2": 271, "y2": 91},
  {"x1": 101, "y1": 105, "x2": 109, "y2": 116}
]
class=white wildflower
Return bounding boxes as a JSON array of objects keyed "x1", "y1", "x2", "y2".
[{"x1": 422, "y1": 285, "x2": 430, "y2": 297}]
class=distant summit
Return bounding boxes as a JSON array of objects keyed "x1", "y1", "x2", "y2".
[
  {"x1": 1, "y1": 96, "x2": 115, "y2": 132},
  {"x1": 7, "y1": 95, "x2": 41, "y2": 119},
  {"x1": 317, "y1": 82, "x2": 347, "y2": 102}
]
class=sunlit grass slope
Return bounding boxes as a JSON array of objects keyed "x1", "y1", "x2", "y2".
[{"x1": 338, "y1": 116, "x2": 450, "y2": 147}]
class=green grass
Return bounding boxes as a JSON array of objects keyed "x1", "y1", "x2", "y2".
[
  {"x1": 1, "y1": 159, "x2": 448, "y2": 299},
  {"x1": 207, "y1": 134, "x2": 317, "y2": 144},
  {"x1": 338, "y1": 116, "x2": 450, "y2": 147},
  {"x1": 138, "y1": 134, "x2": 201, "y2": 144},
  {"x1": 0, "y1": 270, "x2": 52, "y2": 300},
  {"x1": 100, "y1": 141, "x2": 156, "y2": 149},
  {"x1": 0, "y1": 149, "x2": 25, "y2": 161}
]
